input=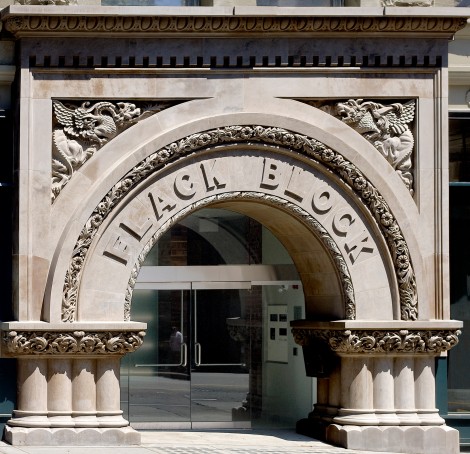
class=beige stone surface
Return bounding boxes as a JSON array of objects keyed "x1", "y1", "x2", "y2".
[{"x1": 2, "y1": 5, "x2": 466, "y2": 451}]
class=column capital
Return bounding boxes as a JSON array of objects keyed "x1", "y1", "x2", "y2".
[
  {"x1": 291, "y1": 320, "x2": 462, "y2": 356},
  {"x1": 0, "y1": 322, "x2": 146, "y2": 357}
]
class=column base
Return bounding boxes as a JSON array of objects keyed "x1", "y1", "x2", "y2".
[
  {"x1": 326, "y1": 424, "x2": 459, "y2": 454},
  {"x1": 4, "y1": 426, "x2": 141, "y2": 446}
]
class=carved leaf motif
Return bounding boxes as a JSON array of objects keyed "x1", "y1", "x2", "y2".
[
  {"x1": 293, "y1": 329, "x2": 462, "y2": 354},
  {"x1": 61, "y1": 126, "x2": 418, "y2": 323},
  {"x1": 3, "y1": 330, "x2": 146, "y2": 355}
]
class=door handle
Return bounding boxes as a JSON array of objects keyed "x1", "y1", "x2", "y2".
[
  {"x1": 181, "y1": 342, "x2": 187, "y2": 367},
  {"x1": 195, "y1": 342, "x2": 202, "y2": 366}
]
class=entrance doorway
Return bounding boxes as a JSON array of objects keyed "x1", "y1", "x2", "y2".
[{"x1": 120, "y1": 209, "x2": 314, "y2": 429}]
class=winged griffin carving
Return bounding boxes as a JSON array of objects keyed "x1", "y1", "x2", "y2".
[
  {"x1": 310, "y1": 99, "x2": 416, "y2": 195},
  {"x1": 52, "y1": 100, "x2": 170, "y2": 201},
  {"x1": 335, "y1": 99, "x2": 415, "y2": 194}
]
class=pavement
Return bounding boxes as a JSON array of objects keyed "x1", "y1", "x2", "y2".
[{"x1": 0, "y1": 429, "x2": 404, "y2": 454}]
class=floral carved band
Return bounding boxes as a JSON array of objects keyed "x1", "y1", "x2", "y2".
[
  {"x1": 62, "y1": 125, "x2": 418, "y2": 323},
  {"x1": 291, "y1": 328, "x2": 461, "y2": 355},
  {"x1": 2, "y1": 330, "x2": 146, "y2": 356}
]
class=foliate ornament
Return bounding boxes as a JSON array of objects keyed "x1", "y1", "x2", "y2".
[
  {"x1": 3, "y1": 330, "x2": 146, "y2": 356},
  {"x1": 15, "y1": 0, "x2": 76, "y2": 4},
  {"x1": 312, "y1": 99, "x2": 416, "y2": 195},
  {"x1": 52, "y1": 100, "x2": 173, "y2": 202},
  {"x1": 62, "y1": 126, "x2": 417, "y2": 322},
  {"x1": 291, "y1": 328, "x2": 461, "y2": 354}
]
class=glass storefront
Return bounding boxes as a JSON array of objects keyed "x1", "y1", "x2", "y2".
[
  {"x1": 121, "y1": 208, "x2": 315, "y2": 429},
  {"x1": 446, "y1": 114, "x2": 470, "y2": 446}
]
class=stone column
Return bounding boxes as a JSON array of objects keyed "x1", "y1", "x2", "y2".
[
  {"x1": 414, "y1": 356, "x2": 444, "y2": 425},
  {"x1": 335, "y1": 356, "x2": 377, "y2": 425},
  {"x1": 48, "y1": 358, "x2": 73, "y2": 427},
  {"x1": 291, "y1": 321, "x2": 462, "y2": 454},
  {"x1": 2, "y1": 326, "x2": 146, "y2": 446},
  {"x1": 72, "y1": 358, "x2": 97, "y2": 427},
  {"x1": 10, "y1": 358, "x2": 48, "y2": 427},
  {"x1": 394, "y1": 357, "x2": 421, "y2": 425},
  {"x1": 96, "y1": 357, "x2": 128, "y2": 427},
  {"x1": 373, "y1": 357, "x2": 399, "y2": 425}
]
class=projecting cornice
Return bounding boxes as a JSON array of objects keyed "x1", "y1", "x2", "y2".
[{"x1": 1, "y1": 6, "x2": 468, "y2": 38}]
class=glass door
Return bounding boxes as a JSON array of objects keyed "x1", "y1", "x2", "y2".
[
  {"x1": 190, "y1": 284, "x2": 253, "y2": 427},
  {"x1": 123, "y1": 282, "x2": 254, "y2": 429},
  {"x1": 124, "y1": 284, "x2": 191, "y2": 427}
]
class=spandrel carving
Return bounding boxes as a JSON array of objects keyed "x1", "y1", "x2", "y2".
[
  {"x1": 309, "y1": 99, "x2": 416, "y2": 196},
  {"x1": 52, "y1": 100, "x2": 174, "y2": 202}
]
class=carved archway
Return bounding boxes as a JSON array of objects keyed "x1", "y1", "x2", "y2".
[{"x1": 61, "y1": 125, "x2": 415, "y2": 323}]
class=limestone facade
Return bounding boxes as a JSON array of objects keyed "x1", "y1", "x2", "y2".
[{"x1": 0, "y1": 4, "x2": 467, "y2": 454}]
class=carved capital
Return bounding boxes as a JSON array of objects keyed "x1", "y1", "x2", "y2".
[
  {"x1": 292, "y1": 327, "x2": 461, "y2": 355},
  {"x1": 2, "y1": 330, "x2": 146, "y2": 356}
]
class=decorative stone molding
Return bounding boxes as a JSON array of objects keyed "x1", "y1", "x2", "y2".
[
  {"x1": 4, "y1": 14, "x2": 467, "y2": 38},
  {"x1": 15, "y1": 0, "x2": 76, "y2": 4},
  {"x1": 124, "y1": 191, "x2": 356, "y2": 322},
  {"x1": 291, "y1": 327, "x2": 461, "y2": 354},
  {"x1": 2, "y1": 330, "x2": 146, "y2": 356},
  {"x1": 383, "y1": 0, "x2": 432, "y2": 5},
  {"x1": 309, "y1": 99, "x2": 416, "y2": 195},
  {"x1": 52, "y1": 100, "x2": 174, "y2": 202},
  {"x1": 62, "y1": 125, "x2": 417, "y2": 322}
]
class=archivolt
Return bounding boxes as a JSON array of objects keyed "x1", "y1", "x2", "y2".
[
  {"x1": 124, "y1": 191, "x2": 356, "y2": 322},
  {"x1": 61, "y1": 125, "x2": 418, "y2": 323}
]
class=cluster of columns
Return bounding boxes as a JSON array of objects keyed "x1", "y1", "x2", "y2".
[
  {"x1": 12, "y1": 357, "x2": 125, "y2": 429},
  {"x1": 0, "y1": 324, "x2": 146, "y2": 446},
  {"x1": 291, "y1": 321, "x2": 462, "y2": 454},
  {"x1": 314, "y1": 356, "x2": 443, "y2": 427}
]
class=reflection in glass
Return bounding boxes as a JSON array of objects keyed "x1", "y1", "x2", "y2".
[
  {"x1": 121, "y1": 208, "x2": 313, "y2": 428},
  {"x1": 448, "y1": 185, "x2": 470, "y2": 413}
]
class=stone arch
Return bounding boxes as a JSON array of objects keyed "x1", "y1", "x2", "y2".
[
  {"x1": 123, "y1": 191, "x2": 356, "y2": 322},
  {"x1": 56, "y1": 125, "x2": 413, "y2": 324}
]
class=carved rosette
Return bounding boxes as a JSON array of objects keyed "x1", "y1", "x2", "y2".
[
  {"x1": 52, "y1": 100, "x2": 176, "y2": 202},
  {"x1": 2, "y1": 330, "x2": 146, "y2": 356},
  {"x1": 291, "y1": 328, "x2": 461, "y2": 355},
  {"x1": 62, "y1": 125, "x2": 417, "y2": 323}
]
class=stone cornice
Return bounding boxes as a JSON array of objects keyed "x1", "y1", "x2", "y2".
[{"x1": 2, "y1": 6, "x2": 468, "y2": 38}]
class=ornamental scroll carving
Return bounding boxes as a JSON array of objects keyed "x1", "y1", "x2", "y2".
[
  {"x1": 291, "y1": 328, "x2": 461, "y2": 354},
  {"x1": 52, "y1": 100, "x2": 174, "y2": 202},
  {"x1": 309, "y1": 99, "x2": 416, "y2": 195},
  {"x1": 3, "y1": 330, "x2": 146, "y2": 356},
  {"x1": 62, "y1": 126, "x2": 418, "y2": 323}
]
